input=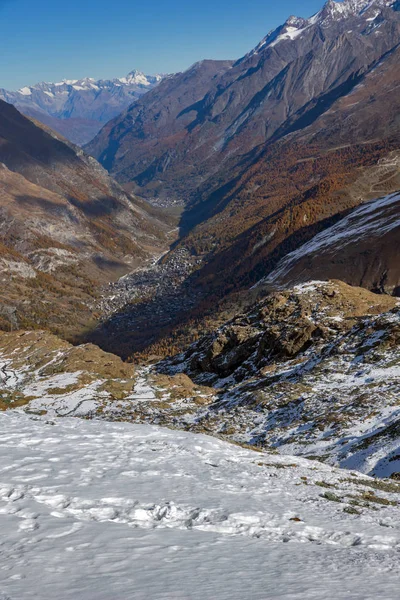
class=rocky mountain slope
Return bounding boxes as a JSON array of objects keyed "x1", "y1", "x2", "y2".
[
  {"x1": 89, "y1": 161, "x2": 400, "y2": 359},
  {"x1": 156, "y1": 280, "x2": 400, "y2": 477},
  {"x1": 86, "y1": 59, "x2": 234, "y2": 204},
  {"x1": 87, "y1": 0, "x2": 400, "y2": 212},
  {"x1": 0, "y1": 99, "x2": 170, "y2": 337},
  {"x1": 81, "y1": 0, "x2": 400, "y2": 359},
  {"x1": 4, "y1": 279, "x2": 400, "y2": 480},
  {"x1": 0, "y1": 330, "x2": 136, "y2": 414},
  {"x1": 0, "y1": 71, "x2": 164, "y2": 145},
  {"x1": 2, "y1": 280, "x2": 400, "y2": 480}
]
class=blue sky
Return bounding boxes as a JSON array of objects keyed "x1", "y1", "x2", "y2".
[{"x1": 0, "y1": 0, "x2": 324, "y2": 89}]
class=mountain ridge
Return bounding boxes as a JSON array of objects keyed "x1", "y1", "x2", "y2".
[
  {"x1": 80, "y1": 0, "x2": 400, "y2": 359},
  {"x1": 0, "y1": 70, "x2": 165, "y2": 145},
  {"x1": 87, "y1": 0, "x2": 400, "y2": 211}
]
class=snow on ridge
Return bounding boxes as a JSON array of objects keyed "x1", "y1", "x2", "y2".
[
  {"x1": 320, "y1": 0, "x2": 396, "y2": 19},
  {"x1": 120, "y1": 70, "x2": 152, "y2": 86},
  {"x1": 54, "y1": 79, "x2": 78, "y2": 86},
  {"x1": 18, "y1": 86, "x2": 32, "y2": 96},
  {"x1": 263, "y1": 192, "x2": 400, "y2": 285},
  {"x1": 10, "y1": 72, "x2": 165, "y2": 96},
  {"x1": 268, "y1": 25, "x2": 308, "y2": 48},
  {"x1": 250, "y1": 0, "x2": 397, "y2": 55}
]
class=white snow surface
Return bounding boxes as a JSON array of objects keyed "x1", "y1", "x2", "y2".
[
  {"x1": 268, "y1": 26, "x2": 308, "y2": 48},
  {"x1": 17, "y1": 87, "x2": 32, "y2": 96},
  {"x1": 0, "y1": 412, "x2": 399, "y2": 600}
]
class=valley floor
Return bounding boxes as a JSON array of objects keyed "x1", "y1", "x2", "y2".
[{"x1": 0, "y1": 411, "x2": 400, "y2": 600}]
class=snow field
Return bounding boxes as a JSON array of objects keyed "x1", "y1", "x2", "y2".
[{"x1": 0, "y1": 412, "x2": 399, "y2": 599}]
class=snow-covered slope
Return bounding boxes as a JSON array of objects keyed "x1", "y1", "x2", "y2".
[
  {"x1": 0, "y1": 412, "x2": 399, "y2": 600},
  {"x1": 261, "y1": 191, "x2": 400, "y2": 295},
  {"x1": 2, "y1": 282, "x2": 399, "y2": 479}
]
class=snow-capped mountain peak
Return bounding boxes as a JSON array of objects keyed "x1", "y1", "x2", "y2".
[
  {"x1": 318, "y1": 0, "x2": 393, "y2": 21},
  {"x1": 250, "y1": 17, "x2": 310, "y2": 54},
  {"x1": 285, "y1": 15, "x2": 309, "y2": 28},
  {"x1": 250, "y1": 0, "x2": 397, "y2": 55},
  {"x1": 121, "y1": 69, "x2": 165, "y2": 86},
  {"x1": 0, "y1": 69, "x2": 166, "y2": 145},
  {"x1": 10, "y1": 70, "x2": 165, "y2": 99},
  {"x1": 18, "y1": 86, "x2": 32, "y2": 96},
  {"x1": 54, "y1": 78, "x2": 79, "y2": 86},
  {"x1": 119, "y1": 70, "x2": 151, "y2": 86}
]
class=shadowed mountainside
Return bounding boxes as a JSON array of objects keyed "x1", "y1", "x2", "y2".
[{"x1": 0, "y1": 100, "x2": 172, "y2": 337}]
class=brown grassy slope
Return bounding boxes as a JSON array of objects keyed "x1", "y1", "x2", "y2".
[{"x1": 0, "y1": 101, "x2": 172, "y2": 337}]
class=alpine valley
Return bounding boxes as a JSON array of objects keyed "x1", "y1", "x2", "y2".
[{"x1": 1, "y1": 1, "x2": 400, "y2": 599}]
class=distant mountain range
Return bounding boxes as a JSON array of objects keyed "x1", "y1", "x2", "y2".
[{"x1": 0, "y1": 71, "x2": 164, "y2": 145}]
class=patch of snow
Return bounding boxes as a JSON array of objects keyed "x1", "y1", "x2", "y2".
[
  {"x1": 18, "y1": 87, "x2": 32, "y2": 96},
  {"x1": 269, "y1": 26, "x2": 307, "y2": 48},
  {"x1": 126, "y1": 372, "x2": 157, "y2": 403},
  {"x1": 54, "y1": 80, "x2": 78, "y2": 86},
  {"x1": 0, "y1": 259, "x2": 36, "y2": 280}
]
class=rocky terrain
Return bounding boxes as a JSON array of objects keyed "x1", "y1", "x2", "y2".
[
  {"x1": 153, "y1": 281, "x2": 400, "y2": 477},
  {"x1": 0, "y1": 71, "x2": 164, "y2": 145},
  {"x1": 2, "y1": 280, "x2": 400, "y2": 481},
  {"x1": 0, "y1": 330, "x2": 137, "y2": 415}
]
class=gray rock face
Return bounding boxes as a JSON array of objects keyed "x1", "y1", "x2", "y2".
[
  {"x1": 0, "y1": 71, "x2": 164, "y2": 145},
  {"x1": 154, "y1": 281, "x2": 400, "y2": 476},
  {"x1": 167, "y1": 280, "x2": 396, "y2": 383},
  {"x1": 87, "y1": 0, "x2": 400, "y2": 209}
]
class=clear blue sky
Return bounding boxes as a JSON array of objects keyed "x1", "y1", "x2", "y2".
[{"x1": 0, "y1": 0, "x2": 324, "y2": 90}]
